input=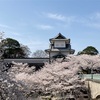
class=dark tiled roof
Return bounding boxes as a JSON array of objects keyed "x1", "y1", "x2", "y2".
[
  {"x1": 54, "y1": 33, "x2": 66, "y2": 39},
  {"x1": 4, "y1": 58, "x2": 49, "y2": 64},
  {"x1": 49, "y1": 33, "x2": 67, "y2": 41}
]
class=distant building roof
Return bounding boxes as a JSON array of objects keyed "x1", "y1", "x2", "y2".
[
  {"x1": 54, "y1": 33, "x2": 66, "y2": 39},
  {"x1": 49, "y1": 33, "x2": 68, "y2": 42}
]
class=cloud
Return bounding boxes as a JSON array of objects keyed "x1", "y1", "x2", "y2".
[
  {"x1": 89, "y1": 12, "x2": 100, "y2": 21},
  {"x1": 46, "y1": 13, "x2": 66, "y2": 21},
  {"x1": 37, "y1": 24, "x2": 53, "y2": 30},
  {"x1": 5, "y1": 31, "x2": 22, "y2": 37},
  {"x1": 43, "y1": 12, "x2": 76, "y2": 24},
  {"x1": 85, "y1": 12, "x2": 100, "y2": 29},
  {"x1": 26, "y1": 40, "x2": 42, "y2": 46},
  {"x1": 11, "y1": 32, "x2": 21, "y2": 36},
  {"x1": 0, "y1": 24, "x2": 12, "y2": 29},
  {"x1": 87, "y1": 22, "x2": 100, "y2": 29},
  {"x1": 69, "y1": 12, "x2": 100, "y2": 29},
  {"x1": 25, "y1": 40, "x2": 48, "y2": 53},
  {"x1": 96, "y1": 12, "x2": 100, "y2": 19}
]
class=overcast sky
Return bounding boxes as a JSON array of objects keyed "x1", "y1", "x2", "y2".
[{"x1": 0, "y1": 0, "x2": 100, "y2": 55}]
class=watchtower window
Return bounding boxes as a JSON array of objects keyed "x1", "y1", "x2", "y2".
[{"x1": 54, "y1": 41, "x2": 65, "y2": 48}]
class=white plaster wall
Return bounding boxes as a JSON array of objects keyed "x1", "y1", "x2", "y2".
[
  {"x1": 88, "y1": 81, "x2": 100, "y2": 99},
  {"x1": 54, "y1": 41, "x2": 65, "y2": 48},
  {"x1": 50, "y1": 51, "x2": 70, "y2": 58},
  {"x1": 50, "y1": 52, "x2": 58, "y2": 57}
]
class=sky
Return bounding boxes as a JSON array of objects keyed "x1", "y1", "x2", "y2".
[{"x1": 0, "y1": 0, "x2": 100, "y2": 56}]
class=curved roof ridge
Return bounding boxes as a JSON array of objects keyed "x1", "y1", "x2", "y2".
[{"x1": 54, "y1": 33, "x2": 66, "y2": 39}]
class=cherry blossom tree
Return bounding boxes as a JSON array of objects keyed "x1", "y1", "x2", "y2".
[
  {"x1": 9, "y1": 54, "x2": 100, "y2": 99},
  {"x1": 12, "y1": 55, "x2": 89, "y2": 98},
  {"x1": 1, "y1": 52, "x2": 100, "y2": 99},
  {"x1": 0, "y1": 32, "x2": 30, "y2": 100}
]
